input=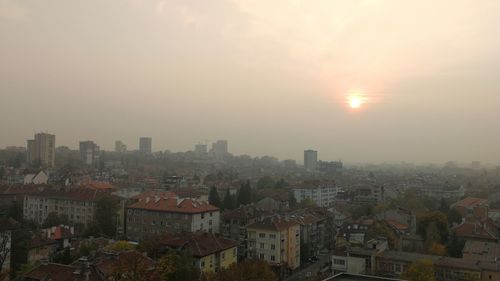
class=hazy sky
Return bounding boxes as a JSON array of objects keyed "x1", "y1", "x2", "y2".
[{"x1": 1, "y1": 0, "x2": 500, "y2": 163}]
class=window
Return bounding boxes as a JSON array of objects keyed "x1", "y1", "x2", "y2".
[
  {"x1": 271, "y1": 244, "x2": 275, "y2": 250},
  {"x1": 201, "y1": 213, "x2": 205, "y2": 219},
  {"x1": 334, "y1": 259, "x2": 346, "y2": 266},
  {"x1": 260, "y1": 243, "x2": 264, "y2": 249},
  {"x1": 269, "y1": 234, "x2": 276, "y2": 239},
  {"x1": 259, "y1": 254, "x2": 265, "y2": 259},
  {"x1": 259, "y1": 233, "x2": 265, "y2": 238},
  {"x1": 233, "y1": 248, "x2": 236, "y2": 257},
  {"x1": 271, "y1": 255, "x2": 275, "y2": 261}
]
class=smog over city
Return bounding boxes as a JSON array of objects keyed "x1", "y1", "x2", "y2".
[{"x1": 1, "y1": 2, "x2": 500, "y2": 281}]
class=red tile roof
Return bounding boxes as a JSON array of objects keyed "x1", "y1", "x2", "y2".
[
  {"x1": 127, "y1": 194, "x2": 218, "y2": 214},
  {"x1": 27, "y1": 187, "x2": 121, "y2": 202},
  {"x1": 159, "y1": 232, "x2": 238, "y2": 257},
  {"x1": 386, "y1": 219, "x2": 409, "y2": 231},
  {"x1": 86, "y1": 181, "x2": 114, "y2": 191},
  {"x1": 23, "y1": 263, "x2": 100, "y2": 281},
  {"x1": 452, "y1": 197, "x2": 489, "y2": 209},
  {"x1": 452, "y1": 220, "x2": 498, "y2": 241}
]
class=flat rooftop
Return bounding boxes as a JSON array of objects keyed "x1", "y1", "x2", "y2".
[{"x1": 323, "y1": 273, "x2": 404, "y2": 281}]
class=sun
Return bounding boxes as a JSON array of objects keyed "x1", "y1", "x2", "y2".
[{"x1": 348, "y1": 95, "x2": 363, "y2": 109}]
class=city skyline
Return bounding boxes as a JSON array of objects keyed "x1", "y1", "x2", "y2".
[{"x1": 1, "y1": 1, "x2": 500, "y2": 163}]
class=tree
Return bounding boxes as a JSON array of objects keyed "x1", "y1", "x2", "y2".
[
  {"x1": 52, "y1": 247, "x2": 72, "y2": 264},
  {"x1": 158, "y1": 250, "x2": 199, "y2": 281},
  {"x1": 42, "y1": 212, "x2": 69, "y2": 227},
  {"x1": 425, "y1": 222, "x2": 446, "y2": 255},
  {"x1": 418, "y1": 211, "x2": 448, "y2": 244},
  {"x1": 222, "y1": 190, "x2": 235, "y2": 210},
  {"x1": 256, "y1": 176, "x2": 275, "y2": 190},
  {"x1": 208, "y1": 186, "x2": 222, "y2": 208},
  {"x1": 203, "y1": 260, "x2": 277, "y2": 281},
  {"x1": 95, "y1": 196, "x2": 120, "y2": 237},
  {"x1": 447, "y1": 233, "x2": 465, "y2": 258},
  {"x1": 366, "y1": 221, "x2": 400, "y2": 249},
  {"x1": 404, "y1": 259, "x2": 436, "y2": 281},
  {"x1": 275, "y1": 179, "x2": 287, "y2": 189},
  {"x1": 237, "y1": 181, "x2": 252, "y2": 206},
  {"x1": 447, "y1": 208, "x2": 462, "y2": 226},
  {"x1": 0, "y1": 231, "x2": 11, "y2": 271},
  {"x1": 109, "y1": 252, "x2": 152, "y2": 281},
  {"x1": 108, "y1": 241, "x2": 135, "y2": 252}
]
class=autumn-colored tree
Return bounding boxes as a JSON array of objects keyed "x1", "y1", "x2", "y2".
[
  {"x1": 425, "y1": 222, "x2": 446, "y2": 255},
  {"x1": 202, "y1": 260, "x2": 277, "y2": 281},
  {"x1": 158, "y1": 250, "x2": 199, "y2": 281},
  {"x1": 366, "y1": 221, "x2": 400, "y2": 249},
  {"x1": 405, "y1": 259, "x2": 436, "y2": 281},
  {"x1": 418, "y1": 211, "x2": 448, "y2": 244},
  {"x1": 107, "y1": 240, "x2": 136, "y2": 252},
  {"x1": 109, "y1": 251, "x2": 154, "y2": 281}
]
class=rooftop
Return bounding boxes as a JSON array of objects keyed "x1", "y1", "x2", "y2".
[
  {"x1": 127, "y1": 194, "x2": 219, "y2": 214},
  {"x1": 159, "y1": 231, "x2": 238, "y2": 257},
  {"x1": 452, "y1": 197, "x2": 490, "y2": 209},
  {"x1": 246, "y1": 216, "x2": 299, "y2": 231}
]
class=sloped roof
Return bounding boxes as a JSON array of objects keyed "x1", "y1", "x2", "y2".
[
  {"x1": 159, "y1": 231, "x2": 238, "y2": 257},
  {"x1": 452, "y1": 197, "x2": 489, "y2": 209},
  {"x1": 246, "y1": 216, "x2": 299, "y2": 231},
  {"x1": 127, "y1": 195, "x2": 218, "y2": 214}
]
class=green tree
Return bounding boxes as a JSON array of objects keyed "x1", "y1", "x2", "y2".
[
  {"x1": 366, "y1": 221, "x2": 400, "y2": 249},
  {"x1": 256, "y1": 176, "x2": 275, "y2": 190},
  {"x1": 208, "y1": 186, "x2": 222, "y2": 208},
  {"x1": 447, "y1": 233, "x2": 465, "y2": 258},
  {"x1": 53, "y1": 247, "x2": 72, "y2": 264},
  {"x1": 95, "y1": 196, "x2": 120, "y2": 237},
  {"x1": 404, "y1": 259, "x2": 436, "y2": 281},
  {"x1": 222, "y1": 190, "x2": 235, "y2": 210},
  {"x1": 237, "y1": 181, "x2": 252, "y2": 206},
  {"x1": 158, "y1": 250, "x2": 199, "y2": 281},
  {"x1": 275, "y1": 178, "x2": 287, "y2": 189},
  {"x1": 42, "y1": 212, "x2": 69, "y2": 227}
]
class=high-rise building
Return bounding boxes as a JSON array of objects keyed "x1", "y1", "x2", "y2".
[
  {"x1": 26, "y1": 133, "x2": 56, "y2": 167},
  {"x1": 79, "y1": 141, "x2": 100, "y2": 166},
  {"x1": 139, "y1": 137, "x2": 152, "y2": 154},
  {"x1": 211, "y1": 140, "x2": 228, "y2": 160},
  {"x1": 304, "y1": 149, "x2": 318, "y2": 171},
  {"x1": 194, "y1": 144, "x2": 208, "y2": 156},
  {"x1": 115, "y1": 140, "x2": 127, "y2": 153}
]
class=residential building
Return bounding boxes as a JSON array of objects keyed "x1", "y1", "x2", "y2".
[
  {"x1": 304, "y1": 149, "x2": 318, "y2": 171},
  {"x1": 115, "y1": 140, "x2": 127, "y2": 153},
  {"x1": 331, "y1": 255, "x2": 366, "y2": 275},
  {"x1": 413, "y1": 184, "x2": 465, "y2": 200},
  {"x1": 26, "y1": 133, "x2": 56, "y2": 167},
  {"x1": 318, "y1": 160, "x2": 343, "y2": 175},
  {"x1": 246, "y1": 216, "x2": 301, "y2": 271},
  {"x1": 221, "y1": 205, "x2": 271, "y2": 259},
  {"x1": 211, "y1": 140, "x2": 228, "y2": 160},
  {"x1": 79, "y1": 141, "x2": 100, "y2": 166},
  {"x1": 451, "y1": 219, "x2": 499, "y2": 242},
  {"x1": 451, "y1": 197, "x2": 490, "y2": 221},
  {"x1": 353, "y1": 184, "x2": 385, "y2": 204},
  {"x1": 293, "y1": 180, "x2": 338, "y2": 207},
  {"x1": 462, "y1": 240, "x2": 500, "y2": 263},
  {"x1": 126, "y1": 193, "x2": 220, "y2": 241},
  {"x1": 23, "y1": 187, "x2": 124, "y2": 232},
  {"x1": 23, "y1": 171, "x2": 49, "y2": 185},
  {"x1": 139, "y1": 137, "x2": 152, "y2": 154},
  {"x1": 194, "y1": 144, "x2": 208, "y2": 156},
  {"x1": 158, "y1": 232, "x2": 238, "y2": 273},
  {"x1": 291, "y1": 209, "x2": 328, "y2": 258}
]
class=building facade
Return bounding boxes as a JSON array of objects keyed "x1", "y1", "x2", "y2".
[
  {"x1": 139, "y1": 137, "x2": 152, "y2": 154},
  {"x1": 293, "y1": 181, "x2": 338, "y2": 207},
  {"x1": 79, "y1": 141, "x2": 100, "y2": 166},
  {"x1": 27, "y1": 133, "x2": 56, "y2": 167},
  {"x1": 304, "y1": 149, "x2": 318, "y2": 171},
  {"x1": 246, "y1": 216, "x2": 301, "y2": 271},
  {"x1": 126, "y1": 194, "x2": 220, "y2": 241}
]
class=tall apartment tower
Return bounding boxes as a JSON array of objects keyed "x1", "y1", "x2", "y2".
[
  {"x1": 304, "y1": 149, "x2": 318, "y2": 171},
  {"x1": 211, "y1": 140, "x2": 228, "y2": 160},
  {"x1": 79, "y1": 141, "x2": 100, "y2": 166},
  {"x1": 194, "y1": 144, "x2": 208, "y2": 156},
  {"x1": 26, "y1": 133, "x2": 56, "y2": 167},
  {"x1": 139, "y1": 137, "x2": 152, "y2": 154},
  {"x1": 115, "y1": 140, "x2": 127, "y2": 153}
]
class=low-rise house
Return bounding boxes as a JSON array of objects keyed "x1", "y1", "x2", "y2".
[
  {"x1": 340, "y1": 218, "x2": 374, "y2": 245},
  {"x1": 158, "y1": 231, "x2": 238, "y2": 273},
  {"x1": 126, "y1": 193, "x2": 220, "y2": 241},
  {"x1": 41, "y1": 225, "x2": 75, "y2": 249},
  {"x1": 376, "y1": 207, "x2": 416, "y2": 235},
  {"x1": 462, "y1": 240, "x2": 500, "y2": 263},
  {"x1": 246, "y1": 216, "x2": 301, "y2": 271}
]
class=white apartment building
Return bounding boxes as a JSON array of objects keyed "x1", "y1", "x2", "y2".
[{"x1": 293, "y1": 181, "x2": 338, "y2": 207}]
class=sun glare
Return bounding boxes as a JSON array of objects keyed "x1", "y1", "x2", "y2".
[{"x1": 348, "y1": 95, "x2": 363, "y2": 109}]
